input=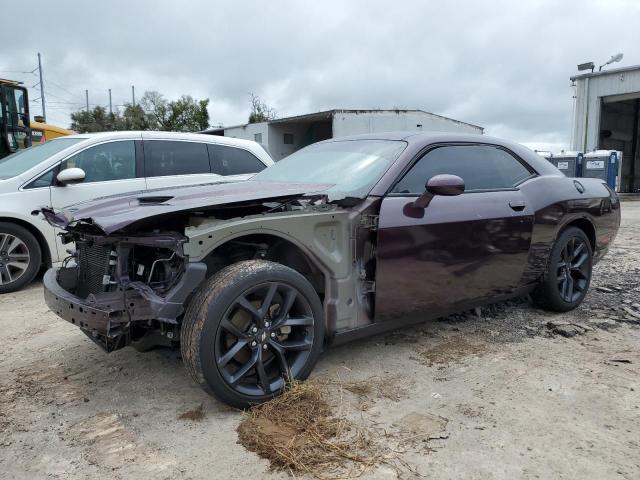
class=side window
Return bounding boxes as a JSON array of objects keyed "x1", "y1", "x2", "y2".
[
  {"x1": 24, "y1": 169, "x2": 55, "y2": 189},
  {"x1": 145, "y1": 141, "x2": 210, "y2": 177},
  {"x1": 392, "y1": 145, "x2": 532, "y2": 194},
  {"x1": 60, "y1": 141, "x2": 136, "y2": 183},
  {"x1": 208, "y1": 144, "x2": 266, "y2": 176}
]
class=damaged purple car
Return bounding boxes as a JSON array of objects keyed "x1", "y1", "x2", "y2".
[{"x1": 42, "y1": 132, "x2": 620, "y2": 408}]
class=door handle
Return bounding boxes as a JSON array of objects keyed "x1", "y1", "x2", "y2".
[{"x1": 509, "y1": 200, "x2": 526, "y2": 211}]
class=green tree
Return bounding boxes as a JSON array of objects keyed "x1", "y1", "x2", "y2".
[
  {"x1": 70, "y1": 106, "x2": 117, "y2": 133},
  {"x1": 248, "y1": 93, "x2": 276, "y2": 123},
  {"x1": 121, "y1": 104, "x2": 150, "y2": 130},
  {"x1": 140, "y1": 91, "x2": 171, "y2": 130},
  {"x1": 166, "y1": 95, "x2": 210, "y2": 131},
  {"x1": 69, "y1": 91, "x2": 210, "y2": 132}
]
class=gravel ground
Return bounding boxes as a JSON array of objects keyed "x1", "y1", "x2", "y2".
[{"x1": 1, "y1": 201, "x2": 638, "y2": 480}]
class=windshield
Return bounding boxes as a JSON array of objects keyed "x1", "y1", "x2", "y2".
[
  {"x1": 252, "y1": 140, "x2": 406, "y2": 198},
  {"x1": 0, "y1": 137, "x2": 84, "y2": 180}
]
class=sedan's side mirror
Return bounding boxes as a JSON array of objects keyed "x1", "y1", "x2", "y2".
[
  {"x1": 413, "y1": 174, "x2": 465, "y2": 209},
  {"x1": 57, "y1": 167, "x2": 86, "y2": 186}
]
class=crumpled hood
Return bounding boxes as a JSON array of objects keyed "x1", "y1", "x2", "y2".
[{"x1": 41, "y1": 180, "x2": 332, "y2": 235}]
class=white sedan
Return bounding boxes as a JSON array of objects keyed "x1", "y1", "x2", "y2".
[{"x1": 0, "y1": 131, "x2": 274, "y2": 293}]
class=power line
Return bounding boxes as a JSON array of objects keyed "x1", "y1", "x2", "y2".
[
  {"x1": 0, "y1": 69, "x2": 37, "y2": 75},
  {"x1": 44, "y1": 89, "x2": 80, "y2": 104},
  {"x1": 45, "y1": 78, "x2": 84, "y2": 101}
]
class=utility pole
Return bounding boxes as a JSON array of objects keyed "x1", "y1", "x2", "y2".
[
  {"x1": 85, "y1": 90, "x2": 89, "y2": 112},
  {"x1": 108, "y1": 89, "x2": 112, "y2": 114},
  {"x1": 37, "y1": 53, "x2": 46, "y2": 122},
  {"x1": 131, "y1": 85, "x2": 136, "y2": 106}
]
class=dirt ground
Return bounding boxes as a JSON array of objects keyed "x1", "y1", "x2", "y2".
[{"x1": 1, "y1": 201, "x2": 639, "y2": 480}]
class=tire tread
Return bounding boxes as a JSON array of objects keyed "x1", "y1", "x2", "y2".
[{"x1": 180, "y1": 260, "x2": 323, "y2": 407}]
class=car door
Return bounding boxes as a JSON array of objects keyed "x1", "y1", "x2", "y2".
[
  {"x1": 144, "y1": 139, "x2": 222, "y2": 189},
  {"x1": 50, "y1": 139, "x2": 146, "y2": 209},
  {"x1": 50, "y1": 139, "x2": 147, "y2": 254},
  {"x1": 374, "y1": 144, "x2": 535, "y2": 322}
]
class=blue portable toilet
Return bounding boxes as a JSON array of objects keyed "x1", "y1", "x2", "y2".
[
  {"x1": 534, "y1": 150, "x2": 553, "y2": 163},
  {"x1": 582, "y1": 150, "x2": 622, "y2": 191},
  {"x1": 551, "y1": 151, "x2": 583, "y2": 177}
]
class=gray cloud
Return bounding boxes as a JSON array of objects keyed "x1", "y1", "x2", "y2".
[{"x1": 2, "y1": 0, "x2": 638, "y2": 150}]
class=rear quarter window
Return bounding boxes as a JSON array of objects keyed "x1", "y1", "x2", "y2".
[{"x1": 208, "y1": 144, "x2": 266, "y2": 176}]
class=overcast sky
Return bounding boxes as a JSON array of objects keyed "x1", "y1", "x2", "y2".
[{"x1": 2, "y1": 0, "x2": 638, "y2": 150}]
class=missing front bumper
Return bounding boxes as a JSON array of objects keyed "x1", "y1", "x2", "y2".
[
  {"x1": 43, "y1": 269, "x2": 132, "y2": 351},
  {"x1": 43, "y1": 262, "x2": 207, "y2": 352}
]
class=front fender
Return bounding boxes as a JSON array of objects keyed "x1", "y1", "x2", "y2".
[{"x1": 184, "y1": 209, "x2": 352, "y2": 278}]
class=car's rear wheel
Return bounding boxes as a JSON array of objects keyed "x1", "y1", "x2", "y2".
[
  {"x1": 181, "y1": 260, "x2": 324, "y2": 409},
  {"x1": 0, "y1": 222, "x2": 42, "y2": 294},
  {"x1": 532, "y1": 226, "x2": 592, "y2": 312}
]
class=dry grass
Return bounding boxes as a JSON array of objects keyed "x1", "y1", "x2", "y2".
[
  {"x1": 178, "y1": 403, "x2": 205, "y2": 421},
  {"x1": 237, "y1": 379, "x2": 408, "y2": 478},
  {"x1": 340, "y1": 376, "x2": 410, "y2": 403}
]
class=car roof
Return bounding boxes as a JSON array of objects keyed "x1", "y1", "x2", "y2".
[
  {"x1": 321, "y1": 130, "x2": 506, "y2": 145},
  {"x1": 64, "y1": 130, "x2": 261, "y2": 148},
  {"x1": 61, "y1": 131, "x2": 273, "y2": 167}
]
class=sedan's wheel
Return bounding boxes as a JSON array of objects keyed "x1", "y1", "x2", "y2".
[
  {"x1": 532, "y1": 226, "x2": 592, "y2": 312},
  {"x1": 557, "y1": 236, "x2": 590, "y2": 303},
  {"x1": 0, "y1": 222, "x2": 42, "y2": 294},
  {"x1": 181, "y1": 260, "x2": 324, "y2": 408}
]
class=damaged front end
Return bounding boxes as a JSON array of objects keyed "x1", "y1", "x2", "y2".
[
  {"x1": 43, "y1": 226, "x2": 206, "y2": 352},
  {"x1": 39, "y1": 181, "x2": 336, "y2": 352}
]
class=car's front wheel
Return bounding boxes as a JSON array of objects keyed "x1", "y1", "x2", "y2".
[
  {"x1": 532, "y1": 226, "x2": 593, "y2": 312},
  {"x1": 181, "y1": 260, "x2": 324, "y2": 408},
  {"x1": 0, "y1": 222, "x2": 42, "y2": 294}
]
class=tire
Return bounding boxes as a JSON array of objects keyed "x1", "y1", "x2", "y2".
[
  {"x1": 0, "y1": 222, "x2": 42, "y2": 294},
  {"x1": 532, "y1": 226, "x2": 593, "y2": 312},
  {"x1": 181, "y1": 260, "x2": 324, "y2": 409}
]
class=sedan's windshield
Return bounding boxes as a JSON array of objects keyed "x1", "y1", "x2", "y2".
[
  {"x1": 0, "y1": 138, "x2": 84, "y2": 180},
  {"x1": 252, "y1": 139, "x2": 406, "y2": 198}
]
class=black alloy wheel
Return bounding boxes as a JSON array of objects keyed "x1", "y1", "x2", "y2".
[
  {"x1": 215, "y1": 281, "x2": 316, "y2": 397},
  {"x1": 556, "y1": 237, "x2": 590, "y2": 303},
  {"x1": 532, "y1": 226, "x2": 593, "y2": 312},
  {"x1": 181, "y1": 260, "x2": 324, "y2": 408}
]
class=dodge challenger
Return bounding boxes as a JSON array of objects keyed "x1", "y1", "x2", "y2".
[{"x1": 41, "y1": 132, "x2": 620, "y2": 408}]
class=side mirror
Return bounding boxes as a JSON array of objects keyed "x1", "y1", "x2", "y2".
[
  {"x1": 57, "y1": 167, "x2": 85, "y2": 186},
  {"x1": 413, "y1": 174, "x2": 465, "y2": 209}
]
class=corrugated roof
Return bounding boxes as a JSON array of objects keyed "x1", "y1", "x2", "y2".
[{"x1": 202, "y1": 109, "x2": 483, "y2": 134}]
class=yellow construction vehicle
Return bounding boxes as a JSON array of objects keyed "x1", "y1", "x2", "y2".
[
  {"x1": 1, "y1": 79, "x2": 74, "y2": 159},
  {"x1": 30, "y1": 116, "x2": 74, "y2": 144},
  {"x1": 0, "y1": 78, "x2": 31, "y2": 158}
]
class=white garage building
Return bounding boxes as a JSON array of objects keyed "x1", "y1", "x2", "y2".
[
  {"x1": 204, "y1": 109, "x2": 483, "y2": 161},
  {"x1": 571, "y1": 65, "x2": 640, "y2": 192}
]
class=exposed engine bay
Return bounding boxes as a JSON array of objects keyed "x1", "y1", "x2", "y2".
[{"x1": 42, "y1": 192, "x2": 377, "y2": 353}]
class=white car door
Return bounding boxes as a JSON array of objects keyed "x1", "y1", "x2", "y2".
[
  {"x1": 50, "y1": 139, "x2": 147, "y2": 253},
  {"x1": 143, "y1": 139, "x2": 223, "y2": 190}
]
